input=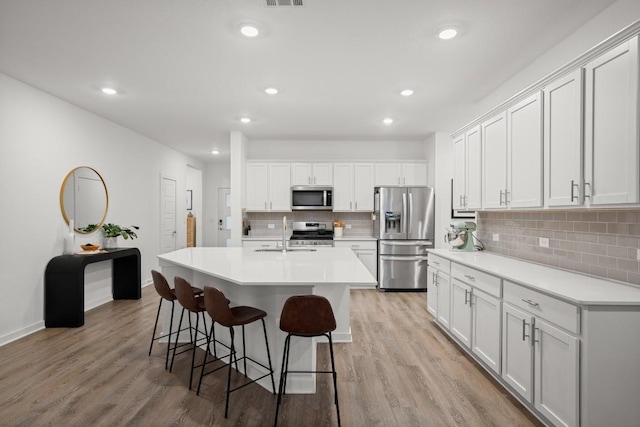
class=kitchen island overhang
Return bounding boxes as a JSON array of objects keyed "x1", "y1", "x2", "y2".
[{"x1": 158, "y1": 247, "x2": 376, "y2": 394}]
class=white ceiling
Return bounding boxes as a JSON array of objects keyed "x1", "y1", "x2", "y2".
[{"x1": 0, "y1": 0, "x2": 616, "y2": 162}]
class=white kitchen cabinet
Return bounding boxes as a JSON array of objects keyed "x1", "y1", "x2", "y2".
[
  {"x1": 544, "y1": 69, "x2": 584, "y2": 207},
  {"x1": 245, "y1": 162, "x2": 291, "y2": 212},
  {"x1": 452, "y1": 127, "x2": 481, "y2": 210},
  {"x1": 291, "y1": 163, "x2": 333, "y2": 186},
  {"x1": 374, "y1": 163, "x2": 427, "y2": 186},
  {"x1": 427, "y1": 254, "x2": 451, "y2": 329},
  {"x1": 334, "y1": 240, "x2": 377, "y2": 282},
  {"x1": 502, "y1": 303, "x2": 534, "y2": 402},
  {"x1": 584, "y1": 36, "x2": 639, "y2": 205},
  {"x1": 242, "y1": 239, "x2": 283, "y2": 248},
  {"x1": 333, "y1": 163, "x2": 374, "y2": 212},
  {"x1": 450, "y1": 279, "x2": 472, "y2": 348},
  {"x1": 471, "y1": 288, "x2": 501, "y2": 373},
  {"x1": 481, "y1": 112, "x2": 508, "y2": 209}
]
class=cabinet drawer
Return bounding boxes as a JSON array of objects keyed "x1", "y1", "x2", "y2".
[
  {"x1": 428, "y1": 254, "x2": 450, "y2": 275},
  {"x1": 242, "y1": 240, "x2": 281, "y2": 248},
  {"x1": 452, "y1": 263, "x2": 501, "y2": 298},
  {"x1": 334, "y1": 240, "x2": 377, "y2": 250},
  {"x1": 504, "y1": 281, "x2": 580, "y2": 334}
]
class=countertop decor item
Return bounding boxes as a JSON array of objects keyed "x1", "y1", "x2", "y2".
[
  {"x1": 101, "y1": 223, "x2": 140, "y2": 249},
  {"x1": 63, "y1": 219, "x2": 75, "y2": 255},
  {"x1": 80, "y1": 243, "x2": 100, "y2": 251}
]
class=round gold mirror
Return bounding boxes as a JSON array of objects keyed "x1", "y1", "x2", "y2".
[{"x1": 60, "y1": 166, "x2": 109, "y2": 233}]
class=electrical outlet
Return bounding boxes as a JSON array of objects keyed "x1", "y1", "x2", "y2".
[
  {"x1": 492, "y1": 234, "x2": 499, "y2": 241},
  {"x1": 345, "y1": 224, "x2": 352, "y2": 229},
  {"x1": 268, "y1": 224, "x2": 275, "y2": 229},
  {"x1": 539, "y1": 237, "x2": 550, "y2": 248}
]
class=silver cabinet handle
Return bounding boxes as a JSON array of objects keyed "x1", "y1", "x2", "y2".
[
  {"x1": 499, "y1": 190, "x2": 504, "y2": 206},
  {"x1": 570, "y1": 180, "x2": 579, "y2": 202},
  {"x1": 350, "y1": 202, "x2": 352, "y2": 210},
  {"x1": 432, "y1": 261, "x2": 440, "y2": 266},
  {"x1": 464, "y1": 274, "x2": 476, "y2": 282},
  {"x1": 533, "y1": 327, "x2": 540, "y2": 345},
  {"x1": 265, "y1": 202, "x2": 267, "y2": 210},
  {"x1": 464, "y1": 289, "x2": 470, "y2": 305},
  {"x1": 459, "y1": 194, "x2": 463, "y2": 207},
  {"x1": 355, "y1": 201, "x2": 358, "y2": 210},
  {"x1": 351, "y1": 245, "x2": 360, "y2": 248},
  {"x1": 522, "y1": 319, "x2": 530, "y2": 341},
  {"x1": 505, "y1": 189, "x2": 510, "y2": 205},
  {"x1": 584, "y1": 181, "x2": 591, "y2": 200},
  {"x1": 522, "y1": 298, "x2": 539, "y2": 307}
]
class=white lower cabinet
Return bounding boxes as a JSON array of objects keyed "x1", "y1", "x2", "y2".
[
  {"x1": 427, "y1": 255, "x2": 451, "y2": 330},
  {"x1": 334, "y1": 240, "x2": 377, "y2": 283},
  {"x1": 471, "y1": 288, "x2": 501, "y2": 373},
  {"x1": 241, "y1": 239, "x2": 283, "y2": 248},
  {"x1": 502, "y1": 303, "x2": 534, "y2": 402},
  {"x1": 450, "y1": 279, "x2": 473, "y2": 347}
]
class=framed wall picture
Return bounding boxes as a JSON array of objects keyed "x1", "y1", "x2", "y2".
[{"x1": 186, "y1": 189, "x2": 193, "y2": 211}]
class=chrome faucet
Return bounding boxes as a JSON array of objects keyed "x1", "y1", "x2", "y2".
[{"x1": 282, "y1": 215, "x2": 287, "y2": 252}]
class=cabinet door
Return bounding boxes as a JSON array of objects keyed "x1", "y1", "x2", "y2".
[
  {"x1": 427, "y1": 267, "x2": 438, "y2": 318},
  {"x1": 544, "y1": 69, "x2": 584, "y2": 207},
  {"x1": 333, "y1": 164, "x2": 353, "y2": 211},
  {"x1": 452, "y1": 135, "x2": 466, "y2": 209},
  {"x1": 436, "y1": 273, "x2": 451, "y2": 330},
  {"x1": 291, "y1": 163, "x2": 312, "y2": 185},
  {"x1": 534, "y1": 319, "x2": 579, "y2": 427},
  {"x1": 465, "y1": 127, "x2": 482, "y2": 209},
  {"x1": 268, "y1": 163, "x2": 291, "y2": 211},
  {"x1": 374, "y1": 163, "x2": 402, "y2": 186},
  {"x1": 245, "y1": 163, "x2": 268, "y2": 211},
  {"x1": 584, "y1": 36, "x2": 639, "y2": 205},
  {"x1": 312, "y1": 163, "x2": 333, "y2": 185},
  {"x1": 481, "y1": 112, "x2": 508, "y2": 209},
  {"x1": 353, "y1": 163, "x2": 374, "y2": 211},
  {"x1": 402, "y1": 163, "x2": 427, "y2": 186},
  {"x1": 501, "y1": 303, "x2": 534, "y2": 403},
  {"x1": 471, "y1": 289, "x2": 501, "y2": 374},
  {"x1": 508, "y1": 92, "x2": 543, "y2": 208},
  {"x1": 450, "y1": 279, "x2": 472, "y2": 347},
  {"x1": 355, "y1": 250, "x2": 377, "y2": 281}
]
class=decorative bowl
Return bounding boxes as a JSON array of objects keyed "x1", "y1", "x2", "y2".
[{"x1": 80, "y1": 243, "x2": 100, "y2": 251}]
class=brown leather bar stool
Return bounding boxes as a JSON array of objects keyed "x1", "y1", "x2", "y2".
[
  {"x1": 197, "y1": 286, "x2": 276, "y2": 418},
  {"x1": 274, "y1": 295, "x2": 341, "y2": 427},
  {"x1": 148, "y1": 270, "x2": 203, "y2": 370},
  {"x1": 171, "y1": 276, "x2": 213, "y2": 390}
]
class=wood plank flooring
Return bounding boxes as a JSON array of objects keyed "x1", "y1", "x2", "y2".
[{"x1": 0, "y1": 286, "x2": 542, "y2": 426}]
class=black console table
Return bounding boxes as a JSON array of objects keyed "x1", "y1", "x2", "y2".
[{"x1": 45, "y1": 248, "x2": 141, "y2": 327}]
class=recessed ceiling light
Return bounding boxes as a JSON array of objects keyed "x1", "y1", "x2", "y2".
[
  {"x1": 400, "y1": 89, "x2": 414, "y2": 97},
  {"x1": 101, "y1": 87, "x2": 118, "y2": 95},
  {"x1": 438, "y1": 27, "x2": 458, "y2": 40},
  {"x1": 240, "y1": 25, "x2": 259, "y2": 37},
  {"x1": 240, "y1": 117, "x2": 252, "y2": 124},
  {"x1": 211, "y1": 149, "x2": 220, "y2": 155},
  {"x1": 383, "y1": 117, "x2": 394, "y2": 125},
  {"x1": 264, "y1": 87, "x2": 278, "y2": 95}
]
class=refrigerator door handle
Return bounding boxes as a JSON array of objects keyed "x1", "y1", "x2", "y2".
[
  {"x1": 380, "y1": 240, "x2": 433, "y2": 246},
  {"x1": 380, "y1": 255, "x2": 429, "y2": 262},
  {"x1": 402, "y1": 192, "x2": 408, "y2": 235},
  {"x1": 408, "y1": 191, "x2": 413, "y2": 235}
]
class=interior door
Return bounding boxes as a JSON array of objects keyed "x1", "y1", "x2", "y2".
[
  {"x1": 217, "y1": 188, "x2": 231, "y2": 247},
  {"x1": 160, "y1": 176, "x2": 177, "y2": 253}
]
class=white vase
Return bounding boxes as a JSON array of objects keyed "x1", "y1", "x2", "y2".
[
  {"x1": 103, "y1": 237, "x2": 117, "y2": 249},
  {"x1": 63, "y1": 220, "x2": 75, "y2": 255}
]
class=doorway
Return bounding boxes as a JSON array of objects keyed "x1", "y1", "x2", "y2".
[{"x1": 217, "y1": 188, "x2": 231, "y2": 247}]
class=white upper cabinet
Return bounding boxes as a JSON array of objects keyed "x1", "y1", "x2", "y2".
[
  {"x1": 374, "y1": 163, "x2": 427, "y2": 186},
  {"x1": 334, "y1": 163, "x2": 374, "y2": 211},
  {"x1": 332, "y1": 164, "x2": 353, "y2": 211},
  {"x1": 245, "y1": 163, "x2": 269, "y2": 211},
  {"x1": 507, "y1": 92, "x2": 543, "y2": 208},
  {"x1": 452, "y1": 135, "x2": 466, "y2": 210},
  {"x1": 291, "y1": 163, "x2": 333, "y2": 186},
  {"x1": 245, "y1": 162, "x2": 291, "y2": 212},
  {"x1": 453, "y1": 127, "x2": 481, "y2": 210},
  {"x1": 481, "y1": 112, "x2": 508, "y2": 209},
  {"x1": 353, "y1": 163, "x2": 374, "y2": 211},
  {"x1": 584, "y1": 36, "x2": 639, "y2": 205},
  {"x1": 544, "y1": 69, "x2": 584, "y2": 207}
]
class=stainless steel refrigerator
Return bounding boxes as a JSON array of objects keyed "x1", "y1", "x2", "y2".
[{"x1": 374, "y1": 186, "x2": 435, "y2": 290}]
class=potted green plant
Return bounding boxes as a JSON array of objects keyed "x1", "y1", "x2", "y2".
[{"x1": 101, "y1": 223, "x2": 140, "y2": 249}]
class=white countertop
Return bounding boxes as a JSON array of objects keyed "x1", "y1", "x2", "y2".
[
  {"x1": 333, "y1": 236, "x2": 377, "y2": 241},
  {"x1": 241, "y1": 235, "x2": 377, "y2": 241},
  {"x1": 429, "y1": 249, "x2": 640, "y2": 306},
  {"x1": 158, "y1": 247, "x2": 377, "y2": 286}
]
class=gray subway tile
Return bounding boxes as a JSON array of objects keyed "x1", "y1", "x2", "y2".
[
  {"x1": 617, "y1": 259, "x2": 639, "y2": 273},
  {"x1": 598, "y1": 211, "x2": 618, "y2": 222},
  {"x1": 618, "y1": 211, "x2": 639, "y2": 223},
  {"x1": 589, "y1": 222, "x2": 607, "y2": 233}
]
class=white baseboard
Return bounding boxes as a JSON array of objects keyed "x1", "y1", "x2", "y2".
[{"x1": 0, "y1": 321, "x2": 45, "y2": 347}]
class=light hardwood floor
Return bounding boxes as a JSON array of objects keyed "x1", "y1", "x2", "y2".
[{"x1": 0, "y1": 286, "x2": 542, "y2": 426}]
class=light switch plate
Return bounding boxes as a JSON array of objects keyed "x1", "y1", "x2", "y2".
[
  {"x1": 268, "y1": 224, "x2": 275, "y2": 229},
  {"x1": 492, "y1": 234, "x2": 499, "y2": 241},
  {"x1": 345, "y1": 224, "x2": 352, "y2": 229},
  {"x1": 539, "y1": 237, "x2": 550, "y2": 248}
]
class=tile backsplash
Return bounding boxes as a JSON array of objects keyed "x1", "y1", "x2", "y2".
[
  {"x1": 245, "y1": 211, "x2": 373, "y2": 238},
  {"x1": 476, "y1": 210, "x2": 640, "y2": 285}
]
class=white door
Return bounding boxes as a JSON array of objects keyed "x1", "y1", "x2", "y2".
[
  {"x1": 482, "y1": 112, "x2": 508, "y2": 209},
  {"x1": 291, "y1": 163, "x2": 312, "y2": 185},
  {"x1": 374, "y1": 163, "x2": 401, "y2": 186},
  {"x1": 584, "y1": 36, "x2": 639, "y2": 205},
  {"x1": 544, "y1": 69, "x2": 584, "y2": 207},
  {"x1": 268, "y1": 163, "x2": 292, "y2": 211},
  {"x1": 402, "y1": 163, "x2": 427, "y2": 186},
  {"x1": 452, "y1": 135, "x2": 466, "y2": 209},
  {"x1": 333, "y1": 163, "x2": 353, "y2": 211},
  {"x1": 160, "y1": 176, "x2": 177, "y2": 253},
  {"x1": 312, "y1": 163, "x2": 333, "y2": 185},
  {"x1": 426, "y1": 267, "x2": 438, "y2": 318},
  {"x1": 450, "y1": 279, "x2": 472, "y2": 347},
  {"x1": 465, "y1": 126, "x2": 482, "y2": 209},
  {"x1": 534, "y1": 319, "x2": 579, "y2": 427},
  {"x1": 508, "y1": 92, "x2": 543, "y2": 208},
  {"x1": 246, "y1": 163, "x2": 268, "y2": 211},
  {"x1": 353, "y1": 163, "x2": 374, "y2": 211},
  {"x1": 217, "y1": 188, "x2": 231, "y2": 247},
  {"x1": 471, "y1": 288, "x2": 501, "y2": 374},
  {"x1": 502, "y1": 303, "x2": 534, "y2": 403},
  {"x1": 436, "y1": 273, "x2": 451, "y2": 330}
]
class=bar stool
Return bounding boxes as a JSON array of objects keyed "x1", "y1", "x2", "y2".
[
  {"x1": 274, "y1": 295, "x2": 341, "y2": 427},
  {"x1": 197, "y1": 286, "x2": 276, "y2": 418},
  {"x1": 148, "y1": 270, "x2": 203, "y2": 369},
  {"x1": 171, "y1": 276, "x2": 212, "y2": 390}
]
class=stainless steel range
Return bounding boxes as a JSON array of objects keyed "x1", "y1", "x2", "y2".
[{"x1": 289, "y1": 222, "x2": 334, "y2": 247}]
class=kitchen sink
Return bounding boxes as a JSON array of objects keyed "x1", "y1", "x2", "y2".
[{"x1": 254, "y1": 248, "x2": 317, "y2": 252}]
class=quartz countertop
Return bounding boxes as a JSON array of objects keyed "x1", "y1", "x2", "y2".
[
  {"x1": 333, "y1": 236, "x2": 377, "y2": 241},
  {"x1": 158, "y1": 247, "x2": 377, "y2": 286},
  {"x1": 428, "y1": 249, "x2": 640, "y2": 306}
]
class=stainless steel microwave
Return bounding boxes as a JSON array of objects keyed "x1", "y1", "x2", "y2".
[{"x1": 291, "y1": 186, "x2": 333, "y2": 211}]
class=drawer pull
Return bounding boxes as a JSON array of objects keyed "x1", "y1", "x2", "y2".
[
  {"x1": 464, "y1": 274, "x2": 476, "y2": 282},
  {"x1": 533, "y1": 327, "x2": 540, "y2": 345},
  {"x1": 522, "y1": 298, "x2": 539, "y2": 307},
  {"x1": 464, "y1": 289, "x2": 470, "y2": 305},
  {"x1": 432, "y1": 261, "x2": 440, "y2": 266}
]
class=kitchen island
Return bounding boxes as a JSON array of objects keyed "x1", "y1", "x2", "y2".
[{"x1": 158, "y1": 247, "x2": 376, "y2": 393}]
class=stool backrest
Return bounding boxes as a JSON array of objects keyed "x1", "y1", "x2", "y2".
[
  {"x1": 203, "y1": 286, "x2": 234, "y2": 327},
  {"x1": 151, "y1": 270, "x2": 176, "y2": 301},
  {"x1": 174, "y1": 276, "x2": 200, "y2": 311},
  {"x1": 280, "y1": 295, "x2": 336, "y2": 335}
]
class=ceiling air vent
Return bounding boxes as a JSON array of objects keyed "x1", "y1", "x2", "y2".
[{"x1": 266, "y1": 0, "x2": 304, "y2": 7}]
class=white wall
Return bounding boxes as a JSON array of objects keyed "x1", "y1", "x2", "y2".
[
  {"x1": 203, "y1": 162, "x2": 231, "y2": 247},
  {"x1": 431, "y1": 133, "x2": 455, "y2": 249},
  {"x1": 186, "y1": 165, "x2": 203, "y2": 246},
  {"x1": 0, "y1": 72, "x2": 203, "y2": 345}
]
